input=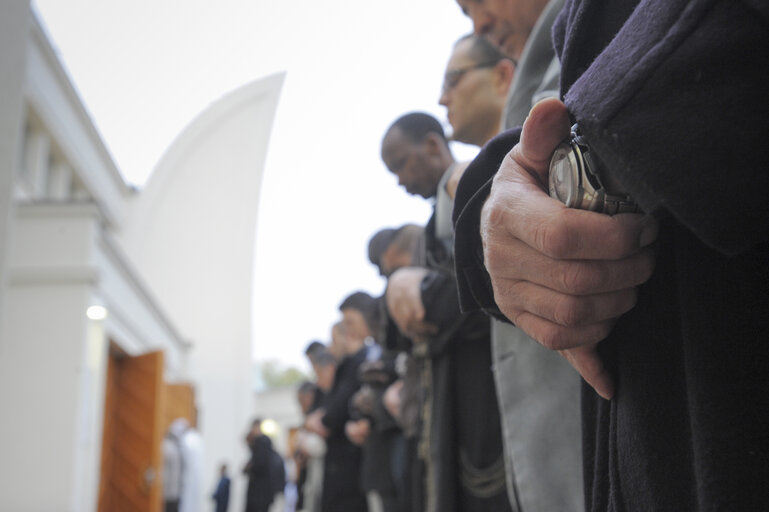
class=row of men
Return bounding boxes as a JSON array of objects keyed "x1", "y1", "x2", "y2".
[
  {"x1": 292, "y1": 0, "x2": 767, "y2": 511},
  {"x1": 285, "y1": 28, "x2": 518, "y2": 512}
]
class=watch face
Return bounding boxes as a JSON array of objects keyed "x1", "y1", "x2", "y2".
[{"x1": 549, "y1": 142, "x2": 581, "y2": 208}]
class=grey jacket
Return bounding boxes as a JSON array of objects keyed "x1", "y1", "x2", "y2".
[{"x1": 492, "y1": 0, "x2": 585, "y2": 510}]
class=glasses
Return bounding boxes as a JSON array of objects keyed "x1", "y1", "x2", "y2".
[
  {"x1": 441, "y1": 57, "x2": 518, "y2": 94},
  {"x1": 441, "y1": 61, "x2": 498, "y2": 93}
]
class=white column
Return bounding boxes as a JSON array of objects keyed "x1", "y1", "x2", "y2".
[
  {"x1": 0, "y1": 0, "x2": 30, "y2": 331},
  {"x1": 25, "y1": 128, "x2": 52, "y2": 198},
  {"x1": 48, "y1": 161, "x2": 74, "y2": 200}
]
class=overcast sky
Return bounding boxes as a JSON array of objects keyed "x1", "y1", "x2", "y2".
[{"x1": 33, "y1": 0, "x2": 480, "y2": 372}]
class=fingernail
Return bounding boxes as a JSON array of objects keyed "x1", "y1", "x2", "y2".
[{"x1": 639, "y1": 216, "x2": 658, "y2": 247}]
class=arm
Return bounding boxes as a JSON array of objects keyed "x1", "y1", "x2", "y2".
[
  {"x1": 462, "y1": 98, "x2": 658, "y2": 399},
  {"x1": 559, "y1": 0, "x2": 768, "y2": 255},
  {"x1": 321, "y1": 358, "x2": 363, "y2": 434}
]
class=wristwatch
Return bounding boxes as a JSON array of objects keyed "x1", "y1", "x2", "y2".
[{"x1": 548, "y1": 125, "x2": 640, "y2": 215}]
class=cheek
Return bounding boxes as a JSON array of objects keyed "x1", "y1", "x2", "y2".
[{"x1": 400, "y1": 167, "x2": 417, "y2": 184}]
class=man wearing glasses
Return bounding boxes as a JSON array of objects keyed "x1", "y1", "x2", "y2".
[
  {"x1": 449, "y1": 2, "x2": 584, "y2": 512},
  {"x1": 439, "y1": 34, "x2": 515, "y2": 148}
]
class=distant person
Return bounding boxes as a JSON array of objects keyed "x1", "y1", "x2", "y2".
[
  {"x1": 267, "y1": 446, "x2": 287, "y2": 512},
  {"x1": 295, "y1": 381, "x2": 326, "y2": 512},
  {"x1": 368, "y1": 224, "x2": 425, "y2": 279},
  {"x1": 303, "y1": 340, "x2": 327, "y2": 366},
  {"x1": 163, "y1": 429, "x2": 183, "y2": 512},
  {"x1": 305, "y1": 291, "x2": 378, "y2": 512},
  {"x1": 212, "y1": 464, "x2": 230, "y2": 512},
  {"x1": 244, "y1": 419, "x2": 276, "y2": 512},
  {"x1": 367, "y1": 227, "x2": 398, "y2": 276},
  {"x1": 168, "y1": 417, "x2": 204, "y2": 512},
  {"x1": 381, "y1": 113, "x2": 510, "y2": 511},
  {"x1": 327, "y1": 321, "x2": 348, "y2": 362}
]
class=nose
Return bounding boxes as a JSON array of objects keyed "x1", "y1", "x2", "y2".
[
  {"x1": 468, "y1": 5, "x2": 494, "y2": 36},
  {"x1": 439, "y1": 89, "x2": 450, "y2": 107}
]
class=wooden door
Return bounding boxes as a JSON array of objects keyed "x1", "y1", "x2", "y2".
[
  {"x1": 98, "y1": 348, "x2": 165, "y2": 512},
  {"x1": 164, "y1": 383, "x2": 197, "y2": 432}
]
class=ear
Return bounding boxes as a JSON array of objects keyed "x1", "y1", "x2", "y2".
[
  {"x1": 423, "y1": 132, "x2": 445, "y2": 156},
  {"x1": 494, "y1": 59, "x2": 516, "y2": 95}
]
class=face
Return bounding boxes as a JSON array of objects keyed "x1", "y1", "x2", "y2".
[
  {"x1": 297, "y1": 390, "x2": 314, "y2": 414},
  {"x1": 341, "y1": 308, "x2": 371, "y2": 347},
  {"x1": 314, "y1": 364, "x2": 335, "y2": 392},
  {"x1": 329, "y1": 324, "x2": 346, "y2": 360},
  {"x1": 381, "y1": 128, "x2": 441, "y2": 198},
  {"x1": 439, "y1": 38, "x2": 506, "y2": 146},
  {"x1": 455, "y1": 0, "x2": 546, "y2": 60},
  {"x1": 380, "y1": 244, "x2": 414, "y2": 277}
]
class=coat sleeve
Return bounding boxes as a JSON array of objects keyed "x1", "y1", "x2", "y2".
[
  {"x1": 563, "y1": 0, "x2": 769, "y2": 255},
  {"x1": 321, "y1": 358, "x2": 362, "y2": 434},
  {"x1": 452, "y1": 128, "x2": 522, "y2": 317}
]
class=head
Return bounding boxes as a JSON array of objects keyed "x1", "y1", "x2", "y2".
[
  {"x1": 304, "y1": 340, "x2": 326, "y2": 365},
  {"x1": 169, "y1": 417, "x2": 190, "y2": 438},
  {"x1": 380, "y1": 224, "x2": 424, "y2": 277},
  {"x1": 439, "y1": 34, "x2": 514, "y2": 146},
  {"x1": 381, "y1": 113, "x2": 455, "y2": 198},
  {"x1": 338, "y1": 291, "x2": 378, "y2": 350},
  {"x1": 250, "y1": 418, "x2": 263, "y2": 437},
  {"x1": 220, "y1": 463, "x2": 228, "y2": 477},
  {"x1": 368, "y1": 228, "x2": 398, "y2": 273},
  {"x1": 297, "y1": 380, "x2": 319, "y2": 415},
  {"x1": 455, "y1": 0, "x2": 549, "y2": 60},
  {"x1": 312, "y1": 350, "x2": 337, "y2": 392}
]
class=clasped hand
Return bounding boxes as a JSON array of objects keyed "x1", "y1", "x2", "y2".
[{"x1": 480, "y1": 98, "x2": 659, "y2": 399}]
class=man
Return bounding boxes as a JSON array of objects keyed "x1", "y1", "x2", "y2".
[
  {"x1": 245, "y1": 419, "x2": 276, "y2": 512},
  {"x1": 327, "y1": 321, "x2": 348, "y2": 362},
  {"x1": 439, "y1": 34, "x2": 514, "y2": 148},
  {"x1": 451, "y1": 2, "x2": 585, "y2": 511},
  {"x1": 454, "y1": 0, "x2": 768, "y2": 510},
  {"x1": 211, "y1": 464, "x2": 230, "y2": 512},
  {"x1": 381, "y1": 113, "x2": 510, "y2": 512},
  {"x1": 162, "y1": 429, "x2": 183, "y2": 512},
  {"x1": 305, "y1": 291, "x2": 377, "y2": 512},
  {"x1": 294, "y1": 381, "x2": 327, "y2": 512},
  {"x1": 368, "y1": 224, "x2": 424, "y2": 278},
  {"x1": 455, "y1": 0, "x2": 564, "y2": 127},
  {"x1": 381, "y1": 113, "x2": 455, "y2": 201}
]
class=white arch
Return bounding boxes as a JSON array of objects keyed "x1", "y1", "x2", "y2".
[{"x1": 118, "y1": 72, "x2": 285, "y2": 509}]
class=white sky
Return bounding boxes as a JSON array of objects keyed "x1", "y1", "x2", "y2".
[{"x1": 33, "y1": 0, "x2": 480, "y2": 372}]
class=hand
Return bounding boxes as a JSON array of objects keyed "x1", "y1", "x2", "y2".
[
  {"x1": 383, "y1": 379, "x2": 403, "y2": 421},
  {"x1": 480, "y1": 98, "x2": 659, "y2": 399},
  {"x1": 304, "y1": 409, "x2": 329, "y2": 439},
  {"x1": 345, "y1": 418, "x2": 370, "y2": 446},
  {"x1": 351, "y1": 386, "x2": 376, "y2": 416},
  {"x1": 385, "y1": 267, "x2": 439, "y2": 340}
]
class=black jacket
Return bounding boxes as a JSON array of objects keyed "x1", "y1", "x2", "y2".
[
  {"x1": 320, "y1": 348, "x2": 368, "y2": 512},
  {"x1": 453, "y1": 1, "x2": 769, "y2": 510}
]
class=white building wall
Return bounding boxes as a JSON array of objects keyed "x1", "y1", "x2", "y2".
[
  {"x1": 0, "y1": 5, "x2": 284, "y2": 509},
  {"x1": 0, "y1": 209, "x2": 96, "y2": 511},
  {"x1": 0, "y1": 8, "x2": 191, "y2": 510},
  {"x1": 118, "y1": 74, "x2": 285, "y2": 511},
  {"x1": 0, "y1": 0, "x2": 29, "y2": 330}
]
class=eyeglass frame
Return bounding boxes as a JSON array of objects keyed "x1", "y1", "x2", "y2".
[{"x1": 441, "y1": 57, "x2": 517, "y2": 94}]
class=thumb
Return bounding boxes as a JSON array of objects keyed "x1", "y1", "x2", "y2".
[{"x1": 516, "y1": 98, "x2": 572, "y2": 184}]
